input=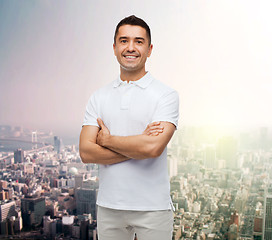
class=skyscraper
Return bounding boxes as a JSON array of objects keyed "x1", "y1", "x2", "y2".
[
  {"x1": 75, "y1": 174, "x2": 84, "y2": 189},
  {"x1": 14, "y1": 149, "x2": 24, "y2": 164},
  {"x1": 0, "y1": 200, "x2": 16, "y2": 222},
  {"x1": 21, "y1": 196, "x2": 45, "y2": 227},
  {"x1": 54, "y1": 136, "x2": 62, "y2": 153},
  {"x1": 75, "y1": 188, "x2": 97, "y2": 219},
  {"x1": 263, "y1": 183, "x2": 272, "y2": 240},
  {"x1": 204, "y1": 145, "x2": 217, "y2": 169},
  {"x1": 168, "y1": 154, "x2": 178, "y2": 178},
  {"x1": 0, "y1": 200, "x2": 17, "y2": 235}
]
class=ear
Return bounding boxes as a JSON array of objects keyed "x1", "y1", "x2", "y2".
[
  {"x1": 113, "y1": 43, "x2": 117, "y2": 56},
  {"x1": 147, "y1": 44, "x2": 153, "y2": 57}
]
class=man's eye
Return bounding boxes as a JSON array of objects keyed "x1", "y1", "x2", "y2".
[
  {"x1": 137, "y1": 41, "x2": 143, "y2": 44},
  {"x1": 121, "y1": 40, "x2": 127, "y2": 43}
]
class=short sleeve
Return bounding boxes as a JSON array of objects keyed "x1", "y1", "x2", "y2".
[
  {"x1": 82, "y1": 94, "x2": 99, "y2": 127},
  {"x1": 152, "y1": 90, "x2": 179, "y2": 128}
]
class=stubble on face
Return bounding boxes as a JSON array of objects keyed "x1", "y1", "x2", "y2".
[{"x1": 113, "y1": 25, "x2": 153, "y2": 81}]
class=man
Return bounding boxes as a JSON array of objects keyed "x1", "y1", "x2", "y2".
[{"x1": 79, "y1": 15, "x2": 179, "y2": 240}]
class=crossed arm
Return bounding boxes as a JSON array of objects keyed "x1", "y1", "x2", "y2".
[{"x1": 79, "y1": 119, "x2": 176, "y2": 165}]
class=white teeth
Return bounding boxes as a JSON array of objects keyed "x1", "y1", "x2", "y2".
[{"x1": 125, "y1": 56, "x2": 137, "y2": 59}]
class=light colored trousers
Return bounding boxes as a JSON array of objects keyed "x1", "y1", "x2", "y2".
[{"x1": 97, "y1": 206, "x2": 173, "y2": 240}]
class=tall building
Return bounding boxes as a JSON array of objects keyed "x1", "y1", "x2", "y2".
[
  {"x1": 168, "y1": 154, "x2": 178, "y2": 178},
  {"x1": 229, "y1": 211, "x2": 239, "y2": 229},
  {"x1": 54, "y1": 136, "x2": 62, "y2": 153},
  {"x1": 14, "y1": 149, "x2": 24, "y2": 164},
  {"x1": 21, "y1": 196, "x2": 45, "y2": 227},
  {"x1": 0, "y1": 200, "x2": 17, "y2": 235},
  {"x1": 204, "y1": 145, "x2": 217, "y2": 169},
  {"x1": 216, "y1": 136, "x2": 238, "y2": 169},
  {"x1": 75, "y1": 174, "x2": 84, "y2": 189},
  {"x1": 263, "y1": 183, "x2": 272, "y2": 240},
  {"x1": 228, "y1": 223, "x2": 238, "y2": 240},
  {"x1": 169, "y1": 129, "x2": 182, "y2": 158},
  {"x1": 254, "y1": 216, "x2": 263, "y2": 239},
  {"x1": 0, "y1": 201, "x2": 16, "y2": 222},
  {"x1": 75, "y1": 188, "x2": 97, "y2": 219}
]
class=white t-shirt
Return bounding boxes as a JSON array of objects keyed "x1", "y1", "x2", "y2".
[{"x1": 83, "y1": 72, "x2": 179, "y2": 211}]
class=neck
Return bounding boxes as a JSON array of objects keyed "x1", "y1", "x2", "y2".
[{"x1": 120, "y1": 68, "x2": 147, "y2": 82}]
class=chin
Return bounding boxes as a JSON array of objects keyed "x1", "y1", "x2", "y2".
[{"x1": 121, "y1": 64, "x2": 138, "y2": 70}]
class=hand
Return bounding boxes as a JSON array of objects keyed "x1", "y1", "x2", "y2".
[
  {"x1": 97, "y1": 118, "x2": 110, "y2": 146},
  {"x1": 143, "y1": 122, "x2": 164, "y2": 136}
]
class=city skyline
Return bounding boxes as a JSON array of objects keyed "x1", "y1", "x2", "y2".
[
  {"x1": 0, "y1": 117, "x2": 271, "y2": 239},
  {"x1": 1, "y1": 0, "x2": 272, "y2": 138}
]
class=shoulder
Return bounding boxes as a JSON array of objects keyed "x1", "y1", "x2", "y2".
[
  {"x1": 87, "y1": 80, "x2": 115, "y2": 102},
  {"x1": 149, "y1": 75, "x2": 179, "y2": 99}
]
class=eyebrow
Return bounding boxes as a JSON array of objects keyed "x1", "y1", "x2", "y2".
[{"x1": 119, "y1": 36, "x2": 145, "y2": 41}]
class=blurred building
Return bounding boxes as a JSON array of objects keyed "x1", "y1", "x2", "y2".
[
  {"x1": 14, "y1": 149, "x2": 24, "y2": 164},
  {"x1": 75, "y1": 174, "x2": 84, "y2": 189},
  {"x1": 168, "y1": 154, "x2": 178, "y2": 178},
  {"x1": 21, "y1": 196, "x2": 46, "y2": 227},
  {"x1": 228, "y1": 223, "x2": 238, "y2": 240},
  {"x1": 0, "y1": 200, "x2": 16, "y2": 222},
  {"x1": 54, "y1": 136, "x2": 62, "y2": 153},
  {"x1": 62, "y1": 215, "x2": 74, "y2": 237},
  {"x1": 204, "y1": 145, "x2": 217, "y2": 169},
  {"x1": 229, "y1": 211, "x2": 239, "y2": 230},
  {"x1": 254, "y1": 216, "x2": 263, "y2": 239},
  {"x1": 0, "y1": 181, "x2": 8, "y2": 190},
  {"x1": 75, "y1": 188, "x2": 97, "y2": 219},
  {"x1": 0, "y1": 200, "x2": 19, "y2": 235},
  {"x1": 217, "y1": 136, "x2": 238, "y2": 169},
  {"x1": 263, "y1": 183, "x2": 272, "y2": 240},
  {"x1": 57, "y1": 193, "x2": 75, "y2": 214},
  {"x1": 0, "y1": 189, "x2": 11, "y2": 200}
]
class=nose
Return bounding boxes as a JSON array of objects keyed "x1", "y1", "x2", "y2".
[{"x1": 127, "y1": 40, "x2": 135, "y2": 52}]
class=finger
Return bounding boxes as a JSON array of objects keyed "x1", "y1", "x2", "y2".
[
  {"x1": 149, "y1": 125, "x2": 164, "y2": 131},
  {"x1": 147, "y1": 128, "x2": 163, "y2": 134},
  {"x1": 147, "y1": 131, "x2": 157, "y2": 136},
  {"x1": 97, "y1": 118, "x2": 105, "y2": 129},
  {"x1": 149, "y1": 129, "x2": 163, "y2": 133},
  {"x1": 148, "y1": 131, "x2": 163, "y2": 137},
  {"x1": 149, "y1": 121, "x2": 160, "y2": 127}
]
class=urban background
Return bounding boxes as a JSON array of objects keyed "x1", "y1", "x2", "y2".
[
  {"x1": 0, "y1": 125, "x2": 271, "y2": 239},
  {"x1": 1, "y1": 0, "x2": 272, "y2": 239}
]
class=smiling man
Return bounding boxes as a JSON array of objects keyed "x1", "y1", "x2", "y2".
[{"x1": 79, "y1": 15, "x2": 179, "y2": 240}]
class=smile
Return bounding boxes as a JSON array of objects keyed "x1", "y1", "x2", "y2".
[{"x1": 124, "y1": 55, "x2": 138, "y2": 59}]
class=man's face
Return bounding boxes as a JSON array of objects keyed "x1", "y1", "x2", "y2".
[{"x1": 113, "y1": 24, "x2": 153, "y2": 74}]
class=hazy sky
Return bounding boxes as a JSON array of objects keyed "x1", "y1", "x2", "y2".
[{"x1": 0, "y1": 0, "x2": 271, "y2": 138}]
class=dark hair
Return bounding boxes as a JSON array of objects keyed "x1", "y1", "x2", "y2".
[{"x1": 114, "y1": 15, "x2": 151, "y2": 45}]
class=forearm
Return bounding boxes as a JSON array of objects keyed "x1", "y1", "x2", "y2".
[
  {"x1": 102, "y1": 134, "x2": 160, "y2": 159},
  {"x1": 80, "y1": 141, "x2": 129, "y2": 165},
  {"x1": 96, "y1": 120, "x2": 175, "y2": 160}
]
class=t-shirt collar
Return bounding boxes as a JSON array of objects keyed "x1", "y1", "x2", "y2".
[{"x1": 113, "y1": 72, "x2": 153, "y2": 89}]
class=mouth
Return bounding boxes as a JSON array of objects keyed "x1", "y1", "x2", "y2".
[{"x1": 123, "y1": 55, "x2": 138, "y2": 60}]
